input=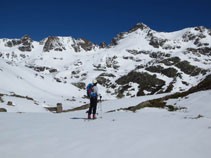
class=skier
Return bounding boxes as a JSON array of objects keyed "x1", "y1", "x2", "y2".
[{"x1": 87, "y1": 79, "x2": 100, "y2": 119}]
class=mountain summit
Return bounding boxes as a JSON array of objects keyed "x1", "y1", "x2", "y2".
[{"x1": 0, "y1": 22, "x2": 211, "y2": 111}]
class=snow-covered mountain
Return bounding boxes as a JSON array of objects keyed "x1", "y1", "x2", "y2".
[
  {"x1": 0, "y1": 22, "x2": 211, "y2": 112},
  {"x1": 1, "y1": 22, "x2": 211, "y2": 158}
]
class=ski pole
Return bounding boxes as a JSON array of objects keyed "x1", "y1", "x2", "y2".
[{"x1": 100, "y1": 96, "x2": 102, "y2": 119}]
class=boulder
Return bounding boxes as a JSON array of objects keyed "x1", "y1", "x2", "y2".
[
  {"x1": 0, "y1": 108, "x2": 7, "y2": 112},
  {"x1": 7, "y1": 101, "x2": 14, "y2": 106}
]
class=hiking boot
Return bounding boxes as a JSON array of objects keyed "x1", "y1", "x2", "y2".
[
  {"x1": 88, "y1": 114, "x2": 91, "y2": 119},
  {"x1": 93, "y1": 114, "x2": 96, "y2": 119}
]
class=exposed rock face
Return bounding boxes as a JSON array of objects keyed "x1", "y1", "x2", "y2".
[
  {"x1": 128, "y1": 23, "x2": 149, "y2": 33},
  {"x1": 78, "y1": 38, "x2": 96, "y2": 51},
  {"x1": 106, "y1": 56, "x2": 119, "y2": 69},
  {"x1": 160, "y1": 57, "x2": 181, "y2": 66},
  {"x1": 116, "y1": 71, "x2": 165, "y2": 96},
  {"x1": 19, "y1": 35, "x2": 33, "y2": 51},
  {"x1": 194, "y1": 26, "x2": 206, "y2": 33},
  {"x1": 99, "y1": 42, "x2": 108, "y2": 48},
  {"x1": 99, "y1": 73, "x2": 116, "y2": 78},
  {"x1": 182, "y1": 31, "x2": 198, "y2": 42},
  {"x1": 182, "y1": 28, "x2": 206, "y2": 43},
  {"x1": 43, "y1": 36, "x2": 66, "y2": 52},
  {"x1": 71, "y1": 38, "x2": 97, "y2": 52},
  {"x1": 161, "y1": 68, "x2": 178, "y2": 78},
  {"x1": 26, "y1": 65, "x2": 57, "y2": 73},
  {"x1": 5, "y1": 35, "x2": 33, "y2": 52},
  {"x1": 110, "y1": 32, "x2": 127, "y2": 46},
  {"x1": 96, "y1": 76, "x2": 111, "y2": 87},
  {"x1": 187, "y1": 47, "x2": 211, "y2": 55},
  {"x1": 145, "y1": 66, "x2": 178, "y2": 78},
  {"x1": 72, "y1": 82, "x2": 86, "y2": 89},
  {"x1": 175, "y1": 60, "x2": 207, "y2": 76},
  {"x1": 149, "y1": 37, "x2": 167, "y2": 48},
  {"x1": 145, "y1": 65, "x2": 164, "y2": 73}
]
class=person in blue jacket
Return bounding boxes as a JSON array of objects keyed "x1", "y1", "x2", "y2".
[{"x1": 88, "y1": 79, "x2": 99, "y2": 119}]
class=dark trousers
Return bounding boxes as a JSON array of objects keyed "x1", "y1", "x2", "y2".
[{"x1": 88, "y1": 97, "x2": 97, "y2": 115}]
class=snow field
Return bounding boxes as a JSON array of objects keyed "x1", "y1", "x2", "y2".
[{"x1": 1, "y1": 90, "x2": 211, "y2": 158}]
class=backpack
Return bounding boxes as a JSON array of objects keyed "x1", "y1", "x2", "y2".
[{"x1": 86, "y1": 83, "x2": 93, "y2": 98}]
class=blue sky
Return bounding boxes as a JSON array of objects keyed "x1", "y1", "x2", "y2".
[{"x1": 0, "y1": 0, "x2": 211, "y2": 44}]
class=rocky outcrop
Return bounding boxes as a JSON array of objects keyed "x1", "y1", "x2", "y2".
[
  {"x1": 99, "y1": 73, "x2": 116, "y2": 78},
  {"x1": 78, "y1": 38, "x2": 96, "y2": 51},
  {"x1": 99, "y1": 42, "x2": 108, "y2": 48},
  {"x1": 175, "y1": 60, "x2": 207, "y2": 76},
  {"x1": 5, "y1": 35, "x2": 33, "y2": 52},
  {"x1": 116, "y1": 71, "x2": 165, "y2": 96},
  {"x1": 43, "y1": 36, "x2": 66, "y2": 52},
  {"x1": 128, "y1": 22, "x2": 150, "y2": 33},
  {"x1": 106, "y1": 56, "x2": 119, "y2": 69},
  {"x1": 149, "y1": 37, "x2": 168, "y2": 48},
  {"x1": 26, "y1": 65, "x2": 57, "y2": 73},
  {"x1": 96, "y1": 76, "x2": 111, "y2": 87},
  {"x1": 160, "y1": 57, "x2": 181, "y2": 66},
  {"x1": 194, "y1": 26, "x2": 206, "y2": 33},
  {"x1": 145, "y1": 65, "x2": 164, "y2": 73},
  {"x1": 146, "y1": 66, "x2": 178, "y2": 78},
  {"x1": 110, "y1": 32, "x2": 127, "y2": 46},
  {"x1": 0, "y1": 108, "x2": 7, "y2": 112},
  {"x1": 72, "y1": 82, "x2": 86, "y2": 89},
  {"x1": 187, "y1": 47, "x2": 211, "y2": 55},
  {"x1": 161, "y1": 68, "x2": 178, "y2": 78},
  {"x1": 71, "y1": 38, "x2": 97, "y2": 52}
]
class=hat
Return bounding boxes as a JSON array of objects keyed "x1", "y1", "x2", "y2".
[{"x1": 92, "y1": 79, "x2": 97, "y2": 84}]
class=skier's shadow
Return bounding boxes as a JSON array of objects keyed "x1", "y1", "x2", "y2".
[{"x1": 70, "y1": 117, "x2": 88, "y2": 120}]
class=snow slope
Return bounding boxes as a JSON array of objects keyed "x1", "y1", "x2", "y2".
[
  {"x1": 0, "y1": 23, "x2": 211, "y2": 112},
  {"x1": 0, "y1": 90, "x2": 211, "y2": 158}
]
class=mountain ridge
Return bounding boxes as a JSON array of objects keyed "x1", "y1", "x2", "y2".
[
  {"x1": 1, "y1": 22, "x2": 211, "y2": 50},
  {"x1": 0, "y1": 22, "x2": 211, "y2": 112}
]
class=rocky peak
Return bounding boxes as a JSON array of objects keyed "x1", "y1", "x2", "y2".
[
  {"x1": 110, "y1": 22, "x2": 151, "y2": 47},
  {"x1": 194, "y1": 26, "x2": 206, "y2": 33},
  {"x1": 128, "y1": 22, "x2": 150, "y2": 33},
  {"x1": 43, "y1": 36, "x2": 66, "y2": 52},
  {"x1": 5, "y1": 35, "x2": 33, "y2": 52},
  {"x1": 99, "y1": 42, "x2": 108, "y2": 49},
  {"x1": 78, "y1": 38, "x2": 96, "y2": 51},
  {"x1": 21, "y1": 35, "x2": 32, "y2": 43},
  {"x1": 72, "y1": 38, "x2": 97, "y2": 52}
]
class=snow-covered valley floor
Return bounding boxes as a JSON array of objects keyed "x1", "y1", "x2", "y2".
[{"x1": 1, "y1": 91, "x2": 211, "y2": 158}]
